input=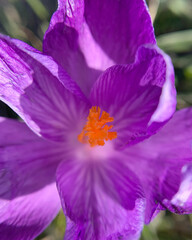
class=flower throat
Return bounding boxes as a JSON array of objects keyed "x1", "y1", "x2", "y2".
[{"x1": 78, "y1": 106, "x2": 117, "y2": 147}]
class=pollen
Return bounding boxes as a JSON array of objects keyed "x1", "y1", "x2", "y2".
[{"x1": 78, "y1": 106, "x2": 117, "y2": 147}]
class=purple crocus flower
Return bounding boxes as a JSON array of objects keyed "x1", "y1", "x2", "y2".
[{"x1": 0, "y1": 0, "x2": 192, "y2": 239}]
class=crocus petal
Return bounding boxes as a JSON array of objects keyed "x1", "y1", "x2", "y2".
[
  {"x1": 120, "y1": 107, "x2": 192, "y2": 223},
  {"x1": 0, "y1": 34, "x2": 90, "y2": 142},
  {"x1": 0, "y1": 117, "x2": 65, "y2": 239},
  {"x1": 64, "y1": 199, "x2": 144, "y2": 240},
  {"x1": 90, "y1": 45, "x2": 176, "y2": 148},
  {"x1": 0, "y1": 118, "x2": 66, "y2": 195},
  {"x1": 166, "y1": 162, "x2": 192, "y2": 214},
  {"x1": 153, "y1": 108, "x2": 192, "y2": 215},
  {"x1": 56, "y1": 156, "x2": 145, "y2": 240},
  {"x1": 43, "y1": 0, "x2": 155, "y2": 96},
  {"x1": 0, "y1": 184, "x2": 60, "y2": 240}
]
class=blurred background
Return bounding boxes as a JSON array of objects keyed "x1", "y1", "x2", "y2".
[{"x1": 0, "y1": 0, "x2": 191, "y2": 239}]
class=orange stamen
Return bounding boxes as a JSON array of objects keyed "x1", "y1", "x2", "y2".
[{"x1": 78, "y1": 106, "x2": 117, "y2": 147}]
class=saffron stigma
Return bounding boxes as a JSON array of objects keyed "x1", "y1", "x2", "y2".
[{"x1": 78, "y1": 106, "x2": 117, "y2": 147}]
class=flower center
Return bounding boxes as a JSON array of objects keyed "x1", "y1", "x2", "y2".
[{"x1": 78, "y1": 106, "x2": 117, "y2": 147}]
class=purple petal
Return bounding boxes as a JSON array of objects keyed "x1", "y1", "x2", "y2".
[
  {"x1": 0, "y1": 184, "x2": 60, "y2": 240},
  {"x1": 153, "y1": 108, "x2": 192, "y2": 215},
  {"x1": 148, "y1": 108, "x2": 192, "y2": 203},
  {"x1": 90, "y1": 45, "x2": 176, "y2": 148},
  {"x1": 166, "y1": 162, "x2": 192, "y2": 214},
  {"x1": 56, "y1": 155, "x2": 144, "y2": 239},
  {"x1": 64, "y1": 199, "x2": 144, "y2": 240},
  {"x1": 0, "y1": 34, "x2": 90, "y2": 141},
  {"x1": 0, "y1": 117, "x2": 64, "y2": 239},
  {"x1": 120, "y1": 107, "x2": 192, "y2": 223},
  {"x1": 84, "y1": 0, "x2": 156, "y2": 63},
  {"x1": 43, "y1": 0, "x2": 155, "y2": 96},
  {"x1": 0, "y1": 118, "x2": 66, "y2": 195}
]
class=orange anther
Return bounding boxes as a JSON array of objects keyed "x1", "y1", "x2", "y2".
[{"x1": 78, "y1": 106, "x2": 117, "y2": 147}]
